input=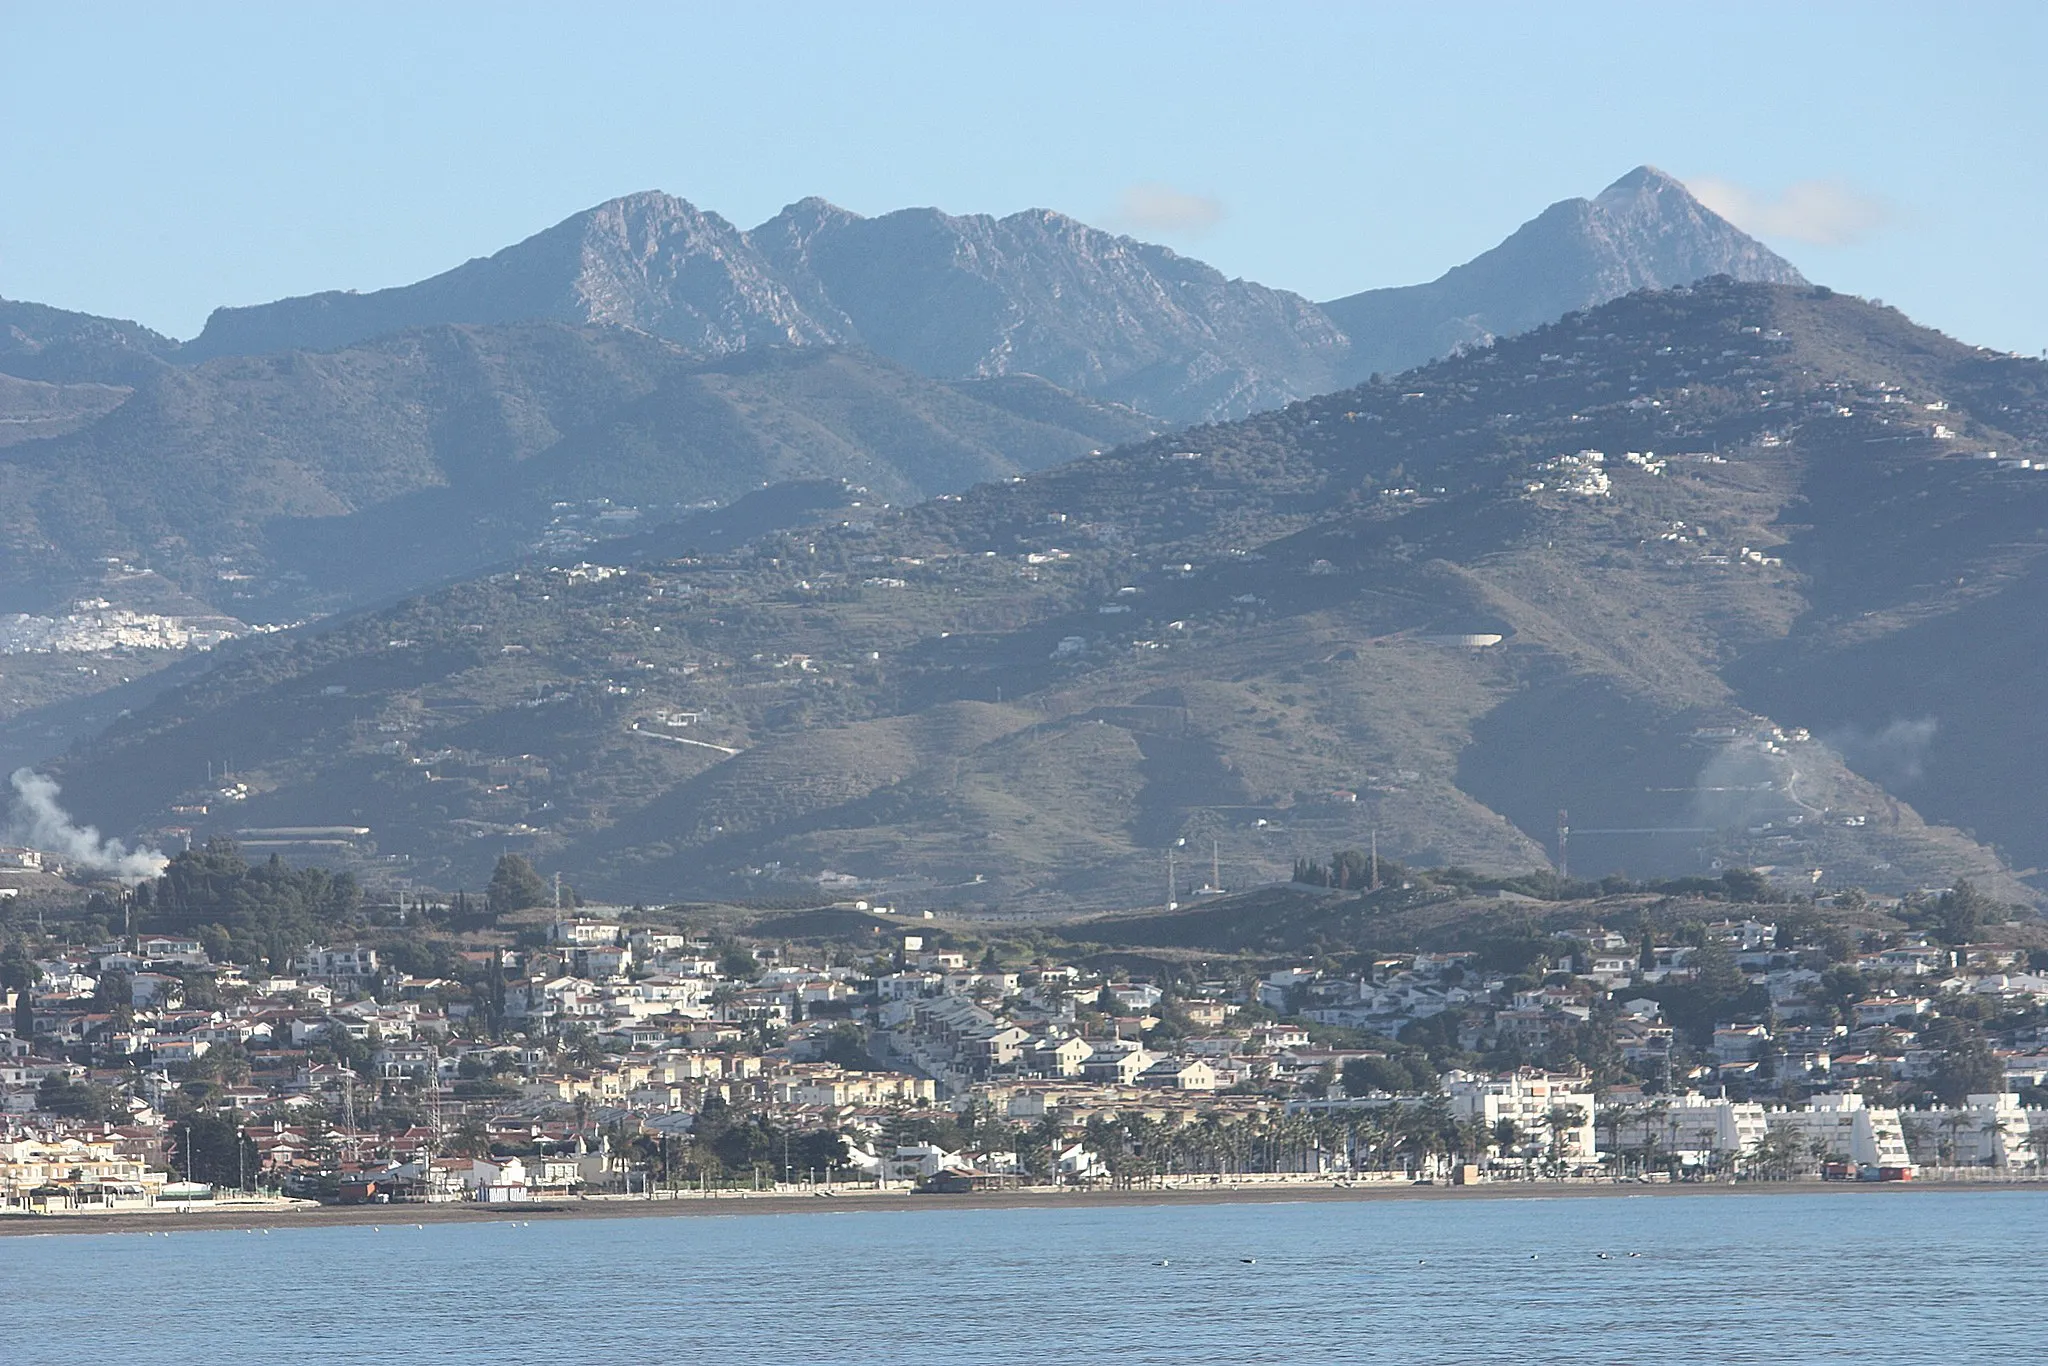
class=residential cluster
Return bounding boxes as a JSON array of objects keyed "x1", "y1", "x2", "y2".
[{"x1": 3, "y1": 903, "x2": 2047, "y2": 1214}]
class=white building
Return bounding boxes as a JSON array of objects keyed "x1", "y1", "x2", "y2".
[
  {"x1": 548, "y1": 919, "x2": 623, "y2": 947},
  {"x1": 1444, "y1": 1071, "x2": 1597, "y2": 1162},
  {"x1": 294, "y1": 944, "x2": 379, "y2": 985},
  {"x1": 1776, "y1": 1093, "x2": 1914, "y2": 1171},
  {"x1": 1900, "y1": 1094, "x2": 2038, "y2": 1169},
  {"x1": 1610, "y1": 1094, "x2": 1768, "y2": 1167}
]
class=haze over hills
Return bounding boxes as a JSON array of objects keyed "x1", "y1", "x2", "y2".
[{"x1": 41, "y1": 279, "x2": 2048, "y2": 911}]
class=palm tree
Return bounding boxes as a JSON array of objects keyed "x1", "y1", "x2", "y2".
[
  {"x1": 1938, "y1": 1111, "x2": 1969, "y2": 1169},
  {"x1": 1635, "y1": 1099, "x2": 1672, "y2": 1178},
  {"x1": 1977, "y1": 1115, "x2": 2011, "y2": 1169},
  {"x1": 2023, "y1": 1126, "x2": 2048, "y2": 1175},
  {"x1": 1542, "y1": 1104, "x2": 1588, "y2": 1179},
  {"x1": 1491, "y1": 1117, "x2": 1523, "y2": 1175},
  {"x1": 1411, "y1": 1096, "x2": 1453, "y2": 1176},
  {"x1": 1453, "y1": 1116, "x2": 1492, "y2": 1170}
]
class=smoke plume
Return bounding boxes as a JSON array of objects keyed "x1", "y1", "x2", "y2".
[
  {"x1": 1688, "y1": 742, "x2": 1788, "y2": 833},
  {"x1": 1824, "y1": 717, "x2": 1939, "y2": 788},
  {"x1": 1685, "y1": 175, "x2": 1890, "y2": 248},
  {"x1": 1109, "y1": 183, "x2": 1227, "y2": 236},
  {"x1": 5, "y1": 768, "x2": 168, "y2": 882}
]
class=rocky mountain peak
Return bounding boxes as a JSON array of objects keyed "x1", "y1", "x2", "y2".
[
  {"x1": 1322, "y1": 166, "x2": 1804, "y2": 380},
  {"x1": 166, "y1": 168, "x2": 1811, "y2": 422},
  {"x1": 1593, "y1": 163, "x2": 1690, "y2": 204}
]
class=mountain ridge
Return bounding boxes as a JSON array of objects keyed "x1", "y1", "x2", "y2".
[{"x1": 151, "y1": 168, "x2": 1803, "y2": 423}]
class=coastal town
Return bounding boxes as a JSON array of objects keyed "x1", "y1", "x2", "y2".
[{"x1": 4, "y1": 847, "x2": 2045, "y2": 1219}]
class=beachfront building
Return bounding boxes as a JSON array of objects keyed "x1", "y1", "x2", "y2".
[
  {"x1": 1443, "y1": 1070, "x2": 1597, "y2": 1162},
  {"x1": 1776, "y1": 1093, "x2": 1915, "y2": 1171},
  {"x1": 1604, "y1": 1092, "x2": 1914, "y2": 1174},
  {"x1": 1899, "y1": 1093, "x2": 2038, "y2": 1169},
  {"x1": 1609, "y1": 1094, "x2": 1769, "y2": 1169},
  {"x1": 0, "y1": 1134, "x2": 169, "y2": 1207}
]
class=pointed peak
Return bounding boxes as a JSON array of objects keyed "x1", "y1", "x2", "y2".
[
  {"x1": 759, "y1": 196, "x2": 863, "y2": 230},
  {"x1": 787, "y1": 195, "x2": 857, "y2": 217},
  {"x1": 584, "y1": 189, "x2": 708, "y2": 219},
  {"x1": 1595, "y1": 165, "x2": 1694, "y2": 206}
]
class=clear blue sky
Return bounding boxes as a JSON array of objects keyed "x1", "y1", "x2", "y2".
[{"x1": 3, "y1": 1, "x2": 2042, "y2": 355}]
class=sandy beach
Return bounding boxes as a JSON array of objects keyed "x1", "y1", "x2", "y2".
[{"x1": 3, "y1": 1175, "x2": 2036, "y2": 1238}]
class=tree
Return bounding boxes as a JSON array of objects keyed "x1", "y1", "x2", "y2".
[
  {"x1": 1541, "y1": 1104, "x2": 1587, "y2": 1178},
  {"x1": 1719, "y1": 868, "x2": 1772, "y2": 903},
  {"x1": 793, "y1": 1128, "x2": 850, "y2": 1175},
  {"x1": 143, "y1": 842, "x2": 361, "y2": 962},
  {"x1": 820, "y1": 1022, "x2": 876, "y2": 1071},
  {"x1": 1342, "y1": 1056, "x2": 1426, "y2": 1097},
  {"x1": 1745, "y1": 1125, "x2": 1806, "y2": 1181},
  {"x1": 1491, "y1": 1117, "x2": 1523, "y2": 1163},
  {"x1": 1933, "y1": 880, "x2": 1996, "y2": 945},
  {"x1": 174, "y1": 1112, "x2": 255, "y2": 1189},
  {"x1": 1928, "y1": 1031, "x2": 2003, "y2": 1108},
  {"x1": 37, "y1": 1075, "x2": 118, "y2": 1123},
  {"x1": 486, "y1": 855, "x2": 550, "y2": 918},
  {"x1": 2024, "y1": 1127, "x2": 2048, "y2": 1174},
  {"x1": 3, "y1": 946, "x2": 39, "y2": 1039}
]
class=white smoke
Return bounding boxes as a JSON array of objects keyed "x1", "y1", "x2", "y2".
[
  {"x1": 5, "y1": 768, "x2": 168, "y2": 882},
  {"x1": 1688, "y1": 742, "x2": 1788, "y2": 832},
  {"x1": 1824, "y1": 717, "x2": 1939, "y2": 788},
  {"x1": 1109, "y1": 183, "x2": 1227, "y2": 236},
  {"x1": 1686, "y1": 175, "x2": 1890, "y2": 248}
]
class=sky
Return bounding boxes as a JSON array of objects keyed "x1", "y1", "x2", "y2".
[{"x1": 2, "y1": 2, "x2": 2043, "y2": 355}]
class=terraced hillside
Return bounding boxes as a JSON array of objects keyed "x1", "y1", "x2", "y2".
[{"x1": 41, "y1": 280, "x2": 2048, "y2": 911}]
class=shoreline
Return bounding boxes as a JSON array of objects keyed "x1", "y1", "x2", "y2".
[{"x1": 4, "y1": 1176, "x2": 2041, "y2": 1237}]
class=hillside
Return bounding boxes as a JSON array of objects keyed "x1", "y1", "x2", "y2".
[
  {"x1": 166, "y1": 169, "x2": 1797, "y2": 425},
  {"x1": 0, "y1": 297, "x2": 181, "y2": 384},
  {"x1": 0, "y1": 325, "x2": 1153, "y2": 618},
  {"x1": 37, "y1": 280, "x2": 2048, "y2": 912}
]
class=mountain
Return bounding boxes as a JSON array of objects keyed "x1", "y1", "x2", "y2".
[
  {"x1": 185, "y1": 194, "x2": 833, "y2": 362},
  {"x1": 0, "y1": 323, "x2": 1153, "y2": 617},
  {"x1": 1321, "y1": 167, "x2": 1806, "y2": 381},
  {"x1": 186, "y1": 192, "x2": 1351, "y2": 423},
  {"x1": 751, "y1": 199, "x2": 1353, "y2": 419},
  {"x1": 41, "y1": 280, "x2": 2048, "y2": 912},
  {"x1": 0, "y1": 297, "x2": 181, "y2": 384},
  {"x1": 167, "y1": 169, "x2": 1796, "y2": 424}
]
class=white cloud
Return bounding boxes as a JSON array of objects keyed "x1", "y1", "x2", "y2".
[
  {"x1": 1686, "y1": 175, "x2": 1890, "y2": 247},
  {"x1": 1109, "y1": 183, "x2": 1226, "y2": 237}
]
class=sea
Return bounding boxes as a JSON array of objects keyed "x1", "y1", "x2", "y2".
[{"x1": 0, "y1": 1189, "x2": 2036, "y2": 1363}]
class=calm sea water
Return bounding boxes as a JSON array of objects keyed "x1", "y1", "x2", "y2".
[{"x1": 0, "y1": 1190, "x2": 2036, "y2": 1363}]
